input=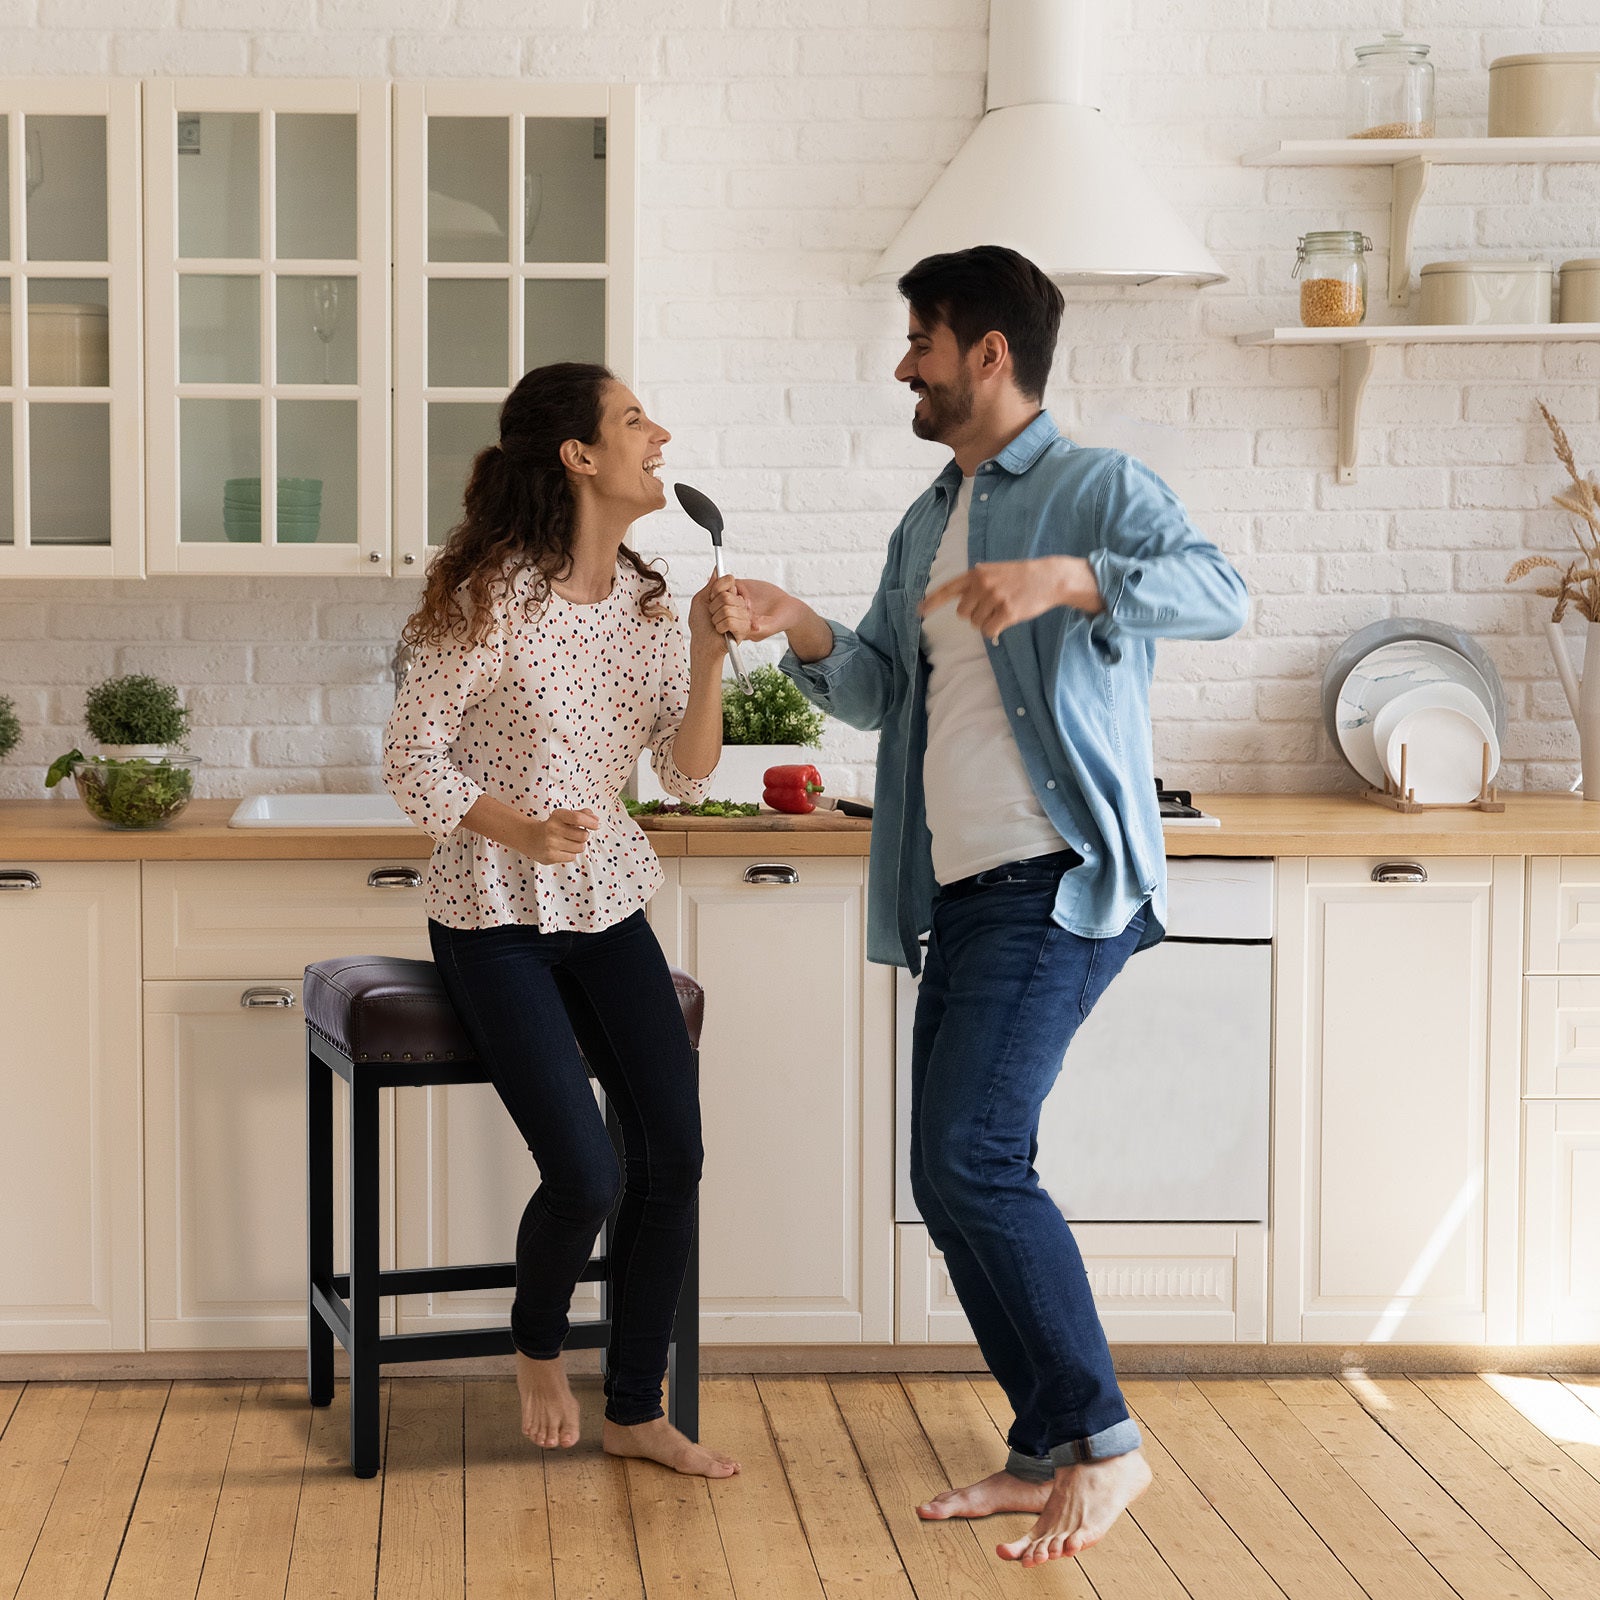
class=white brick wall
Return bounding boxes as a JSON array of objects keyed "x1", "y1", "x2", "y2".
[{"x1": 3, "y1": 0, "x2": 1599, "y2": 802}]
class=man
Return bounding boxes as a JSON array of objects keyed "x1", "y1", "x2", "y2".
[{"x1": 720, "y1": 245, "x2": 1248, "y2": 1568}]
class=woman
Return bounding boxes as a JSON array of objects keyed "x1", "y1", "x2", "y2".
[{"x1": 384, "y1": 362, "x2": 739, "y2": 1479}]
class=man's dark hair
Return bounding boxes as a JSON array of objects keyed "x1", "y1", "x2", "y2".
[{"x1": 897, "y1": 245, "x2": 1064, "y2": 402}]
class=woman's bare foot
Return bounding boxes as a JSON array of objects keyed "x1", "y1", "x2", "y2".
[
  {"x1": 996, "y1": 1449, "x2": 1152, "y2": 1566},
  {"x1": 602, "y1": 1416, "x2": 741, "y2": 1478},
  {"x1": 915, "y1": 1470, "x2": 1052, "y2": 1520},
  {"x1": 515, "y1": 1350, "x2": 581, "y2": 1449}
]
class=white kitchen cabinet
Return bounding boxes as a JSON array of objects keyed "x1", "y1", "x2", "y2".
[
  {"x1": 1521, "y1": 1101, "x2": 1600, "y2": 1343},
  {"x1": 1272, "y1": 856, "x2": 1523, "y2": 1344},
  {"x1": 648, "y1": 855, "x2": 895, "y2": 1343},
  {"x1": 895, "y1": 1222, "x2": 1268, "y2": 1345},
  {"x1": 0, "y1": 81, "x2": 143, "y2": 578},
  {"x1": 143, "y1": 978, "x2": 396, "y2": 1348},
  {"x1": 1527, "y1": 857, "x2": 1600, "y2": 975},
  {"x1": 0, "y1": 861, "x2": 142, "y2": 1350},
  {"x1": 1524, "y1": 977, "x2": 1600, "y2": 1098}
]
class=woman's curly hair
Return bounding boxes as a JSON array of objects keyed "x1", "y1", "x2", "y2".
[{"x1": 402, "y1": 362, "x2": 671, "y2": 648}]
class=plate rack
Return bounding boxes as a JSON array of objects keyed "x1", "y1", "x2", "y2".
[{"x1": 1362, "y1": 741, "x2": 1504, "y2": 813}]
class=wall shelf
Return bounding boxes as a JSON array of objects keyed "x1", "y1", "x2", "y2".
[
  {"x1": 1244, "y1": 137, "x2": 1600, "y2": 310},
  {"x1": 1236, "y1": 324, "x2": 1600, "y2": 484}
]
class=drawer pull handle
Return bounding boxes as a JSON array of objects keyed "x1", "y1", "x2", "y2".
[
  {"x1": 744, "y1": 863, "x2": 800, "y2": 886},
  {"x1": 368, "y1": 867, "x2": 422, "y2": 889},
  {"x1": 1372, "y1": 861, "x2": 1428, "y2": 885},
  {"x1": 0, "y1": 870, "x2": 42, "y2": 891},
  {"x1": 241, "y1": 986, "x2": 297, "y2": 1009}
]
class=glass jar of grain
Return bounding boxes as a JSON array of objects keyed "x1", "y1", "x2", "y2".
[
  {"x1": 1347, "y1": 32, "x2": 1435, "y2": 139},
  {"x1": 1294, "y1": 232, "x2": 1371, "y2": 327}
]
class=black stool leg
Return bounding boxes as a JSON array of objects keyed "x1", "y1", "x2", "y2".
[
  {"x1": 597, "y1": 1093, "x2": 624, "y2": 1386},
  {"x1": 349, "y1": 1073, "x2": 382, "y2": 1477},
  {"x1": 306, "y1": 1037, "x2": 335, "y2": 1408}
]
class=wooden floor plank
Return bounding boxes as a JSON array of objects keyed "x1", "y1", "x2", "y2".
[
  {"x1": 285, "y1": 1379, "x2": 389, "y2": 1600},
  {"x1": 1341, "y1": 1375, "x2": 1600, "y2": 1600},
  {"x1": 755, "y1": 1376, "x2": 915, "y2": 1600},
  {"x1": 970, "y1": 1377, "x2": 1283, "y2": 1600},
  {"x1": 0, "y1": 1382, "x2": 96, "y2": 1600},
  {"x1": 829, "y1": 1373, "x2": 1013, "y2": 1599},
  {"x1": 625, "y1": 1452, "x2": 736, "y2": 1600},
  {"x1": 106, "y1": 1381, "x2": 243, "y2": 1600},
  {"x1": 1125, "y1": 1378, "x2": 1367, "y2": 1600},
  {"x1": 1271, "y1": 1376, "x2": 1546, "y2": 1600},
  {"x1": 701, "y1": 1376, "x2": 826, "y2": 1600},
  {"x1": 0, "y1": 1384, "x2": 22, "y2": 1437},
  {"x1": 1482, "y1": 1374, "x2": 1600, "y2": 1489},
  {"x1": 462, "y1": 1377, "x2": 555, "y2": 1600},
  {"x1": 1194, "y1": 1378, "x2": 1457, "y2": 1600},
  {"x1": 902, "y1": 1374, "x2": 1105, "y2": 1599},
  {"x1": 375, "y1": 1377, "x2": 465, "y2": 1600},
  {"x1": 14, "y1": 1381, "x2": 169, "y2": 1600},
  {"x1": 195, "y1": 1379, "x2": 315, "y2": 1600},
  {"x1": 1416, "y1": 1376, "x2": 1600, "y2": 1560},
  {"x1": 544, "y1": 1378, "x2": 644, "y2": 1600}
]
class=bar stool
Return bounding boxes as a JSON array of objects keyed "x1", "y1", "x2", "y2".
[{"x1": 302, "y1": 952, "x2": 704, "y2": 1477}]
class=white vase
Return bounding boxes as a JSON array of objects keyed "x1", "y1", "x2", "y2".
[
  {"x1": 1545, "y1": 618, "x2": 1600, "y2": 800},
  {"x1": 633, "y1": 744, "x2": 820, "y2": 805}
]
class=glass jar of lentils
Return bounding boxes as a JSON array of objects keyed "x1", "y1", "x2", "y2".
[
  {"x1": 1347, "y1": 31, "x2": 1435, "y2": 139},
  {"x1": 1294, "y1": 231, "x2": 1372, "y2": 327}
]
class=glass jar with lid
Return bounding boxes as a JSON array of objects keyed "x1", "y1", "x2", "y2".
[
  {"x1": 1294, "y1": 231, "x2": 1372, "y2": 327},
  {"x1": 1347, "y1": 31, "x2": 1435, "y2": 139}
]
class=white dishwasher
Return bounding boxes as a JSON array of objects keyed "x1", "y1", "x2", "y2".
[{"x1": 893, "y1": 857, "x2": 1273, "y2": 1224}]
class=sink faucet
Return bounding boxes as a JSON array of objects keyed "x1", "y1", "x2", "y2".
[{"x1": 390, "y1": 640, "x2": 412, "y2": 695}]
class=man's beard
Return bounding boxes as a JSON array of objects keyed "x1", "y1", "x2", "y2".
[{"x1": 910, "y1": 369, "x2": 975, "y2": 442}]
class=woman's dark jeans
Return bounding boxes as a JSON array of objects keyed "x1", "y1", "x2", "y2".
[
  {"x1": 428, "y1": 909, "x2": 700, "y2": 1427},
  {"x1": 910, "y1": 849, "x2": 1147, "y2": 1478}
]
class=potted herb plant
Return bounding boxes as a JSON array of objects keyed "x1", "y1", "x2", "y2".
[
  {"x1": 634, "y1": 663, "x2": 825, "y2": 804},
  {"x1": 45, "y1": 673, "x2": 200, "y2": 829}
]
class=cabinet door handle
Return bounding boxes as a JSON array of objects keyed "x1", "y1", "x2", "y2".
[
  {"x1": 241, "y1": 986, "x2": 297, "y2": 1009},
  {"x1": 0, "y1": 870, "x2": 42, "y2": 891},
  {"x1": 1372, "y1": 861, "x2": 1428, "y2": 884},
  {"x1": 367, "y1": 867, "x2": 422, "y2": 889},
  {"x1": 744, "y1": 862, "x2": 800, "y2": 885}
]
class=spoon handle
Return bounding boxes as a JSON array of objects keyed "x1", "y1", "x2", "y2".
[{"x1": 712, "y1": 546, "x2": 755, "y2": 694}]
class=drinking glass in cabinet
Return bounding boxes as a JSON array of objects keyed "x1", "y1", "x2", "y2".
[
  {"x1": 181, "y1": 398, "x2": 259, "y2": 543},
  {"x1": 428, "y1": 280, "x2": 508, "y2": 388},
  {"x1": 524, "y1": 280, "x2": 606, "y2": 370},
  {"x1": 276, "y1": 276, "x2": 356, "y2": 385},
  {"x1": 1294, "y1": 232, "x2": 1371, "y2": 328},
  {"x1": 24, "y1": 115, "x2": 107, "y2": 262},
  {"x1": 0, "y1": 404, "x2": 12, "y2": 545},
  {"x1": 427, "y1": 403, "x2": 498, "y2": 546},
  {"x1": 177, "y1": 114, "x2": 260, "y2": 260},
  {"x1": 275, "y1": 114, "x2": 358, "y2": 262},
  {"x1": 522, "y1": 118, "x2": 606, "y2": 264},
  {"x1": 23, "y1": 280, "x2": 109, "y2": 387},
  {"x1": 179, "y1": 275, "x2": 259, "y2": 385},
  {"x1": 428, "y1": 119, "x2": 509, "y2": 264},
  {"x1": 278, "y1": 400, "x2": 356, "y2": 544},
  {"x1": 29, "y1": 403, "x2": 109, "y2": 545},
  {"x1": 1347, "y1": 32, "x2": 1435, "y2": 139}
]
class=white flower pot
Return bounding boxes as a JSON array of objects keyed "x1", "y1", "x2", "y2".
[{"x1": 634, "y1": 744, "x2": 820, "y2": 805}]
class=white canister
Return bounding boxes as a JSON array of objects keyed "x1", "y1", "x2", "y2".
[
  {"x1": 1489, "y1": 53, "x2": 1600, "y2": 137},
  {"x1": 1417, "y1": 259, "x2": 1553, "y2": 326},
  {"x1": 1558, "y1": 259, "x2": 1600, "y2": 324},
  {"x1": 0, "y1": 302, "x2": 110, "y2": 386}
]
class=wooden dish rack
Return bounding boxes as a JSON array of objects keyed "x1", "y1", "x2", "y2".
[{"x1": 1362, "y1": 741, "x2": 1504, "y2": 814}]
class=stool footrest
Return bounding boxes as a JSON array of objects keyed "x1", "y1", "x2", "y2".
[{"x1": 326, "y1": 1258, "x2": 609, "y2": 1302}]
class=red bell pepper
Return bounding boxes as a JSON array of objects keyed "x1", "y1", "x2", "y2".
[{"x1": 762, "y1": 763, "x2": 823, "y2": 814}]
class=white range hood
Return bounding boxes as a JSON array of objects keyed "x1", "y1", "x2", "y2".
[{"x1": 871, "y1": 0, "x2": 1224, "y2": 287}]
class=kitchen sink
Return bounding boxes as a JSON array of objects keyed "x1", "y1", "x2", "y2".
[{"x1": 228, "y1": 793, "x2": 414, "y2": 828}]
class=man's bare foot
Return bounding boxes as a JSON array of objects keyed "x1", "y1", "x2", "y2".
[
  {"x1": 915, "y1": 1469, "x2": 1052, "y2": 1520},
  {"x1": 996, "y1": 1449, "x2": 1152, "y2": 1566},
  {"x1": 602, "y1": 1416, "x2": 741, "y2": 1478},
  {"x1": 515, "y1": 1350, "x2": 581, "y2": 1449}
]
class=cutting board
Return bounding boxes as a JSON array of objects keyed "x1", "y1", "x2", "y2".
[{"x1": 635, "y1": 811, "x2": 870, "y2": 831}]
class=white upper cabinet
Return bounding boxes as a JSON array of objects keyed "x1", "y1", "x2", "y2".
[
  {"x1": 142, "y1": 80, "x2": 391, "y2": 575},
  {"x1": 392, "y1": 82, "x2": 637, "y2": 572},
  {"x1": 0, "y1": 80, "x2": 142, "y2": 578}
]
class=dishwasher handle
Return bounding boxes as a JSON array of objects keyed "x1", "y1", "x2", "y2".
[{"x1": 1372, "y1": 861, "x2": 1428, "y2": 885}]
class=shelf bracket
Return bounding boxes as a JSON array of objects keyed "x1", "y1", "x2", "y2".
[
  {"x1": 1388, "y1": 156, "x2": 1431, "y2": 308},
  {"x1": 1336, "y1": 342, "x2": 1375, "y2": 484}
]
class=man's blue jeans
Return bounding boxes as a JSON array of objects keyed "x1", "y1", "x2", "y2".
[{"x1": 909, "y1": 849, "x2": 1147, "y2": 1480}]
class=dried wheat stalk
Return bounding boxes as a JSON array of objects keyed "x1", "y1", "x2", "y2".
[{"x1": 1505, "y1": 404, "x2": 1600, "y2": 623}]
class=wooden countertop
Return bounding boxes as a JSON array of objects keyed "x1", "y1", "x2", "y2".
[{"x1": 1, "y1": 793, "x2": 1596, "y2": 861}]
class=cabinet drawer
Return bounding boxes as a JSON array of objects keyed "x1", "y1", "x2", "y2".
[
  {"x1": 1307, "y1": 856, "x2": 1493, "y2": 889},
  {"x1": 1525, "y1": 977, "x2": 1600, "y2": 1096},
  {"x1": 1527, "y1": 858, "x2": 1600, "y2": 974},
  {"x1": 1522, "y1": 1101, "x2": 1600, "y2": 1343},
  {"x1": 143, "y1": 859, "x2": 431, "y2": 979}
]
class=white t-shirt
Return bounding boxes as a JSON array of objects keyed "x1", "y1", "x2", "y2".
[{"x1": 920, "y1": 475, "x2": 1070, "y2": 885}]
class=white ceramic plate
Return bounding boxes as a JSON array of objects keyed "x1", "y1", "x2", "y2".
[
  {"x1": 1372, "y1": 681, "x2": 1496, "y2": 788},
  {"x1": 1384, "y1": 702, "x2": 1502, "y2": 804},
  {"x1": 1334, "y1": 639, "x2": 1499, "y2": 787}
]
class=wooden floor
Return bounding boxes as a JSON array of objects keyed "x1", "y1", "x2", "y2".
[{"x1": 4, "y1": 1371, "x2": 1600, "y2": 1599}]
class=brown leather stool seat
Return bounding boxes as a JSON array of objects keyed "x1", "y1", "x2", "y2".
[{"x1": 302, "y1": 952, "x2": 704, "y2": 1477}]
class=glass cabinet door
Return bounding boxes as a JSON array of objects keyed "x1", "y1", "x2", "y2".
[
  {"x1": 394, "y1": 83, "x2": 637, "y2": 572},
  {"x1": 144, "y1": 81, "x2": 389, "y2": 575},
  {"x1": 0, "y1": 82, "x2": 141, "y2": 577}
]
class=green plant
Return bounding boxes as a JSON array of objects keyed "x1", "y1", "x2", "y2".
[
  {"x1": 721, "y1": 664, "x2": 824, "y2": 746},
  {"x1": 0, "y1": 694, "x2": 19, "y2": 761},
  {"x1": 82, "y1": 673, "x2": 191, "y2": 747},
  {"x1": 623, "y1": 796, "x2": 761, "y2": 817}
]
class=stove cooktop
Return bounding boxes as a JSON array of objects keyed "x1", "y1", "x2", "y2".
[{"x1": 1156, "y1": 780, "x2": 1221, "y2": 829}]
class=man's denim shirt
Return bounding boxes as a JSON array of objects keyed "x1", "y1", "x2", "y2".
[{"x1": 780, "y1": 411, "x2": 1249, "y2": 974}]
